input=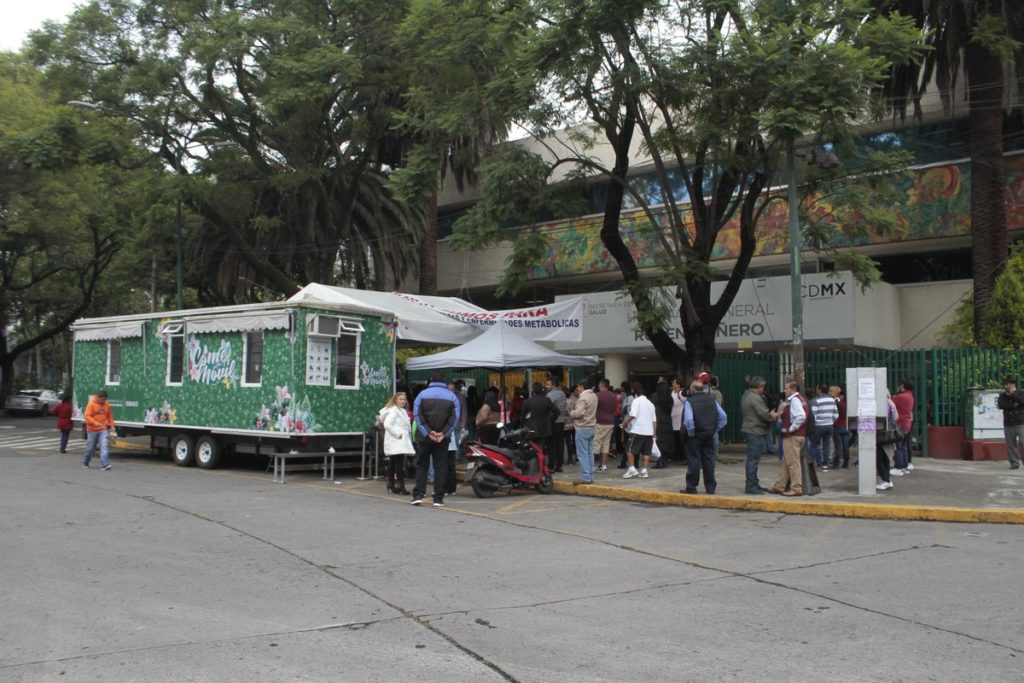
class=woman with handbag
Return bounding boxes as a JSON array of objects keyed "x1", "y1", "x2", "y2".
[
  {"x1": 475, "y1": 388, "x2": 502, "y2": 445},
  {"x1": 876, "y1": 392, "x2": 900, "y2": 491},
  {"x1": 891, "y1": 379, "x2": 915, "y2": 475},
  {"x1": 382, "y1": 392, "x2": 415, "y2": 494}
]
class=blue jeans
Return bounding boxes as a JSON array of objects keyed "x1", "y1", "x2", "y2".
[
  {"x1": 832, "y1": 427, "x2": 851, "y2": 466},
  {"x1": 685, "y1": 435, "x2": 717, "y2": 493},
  {"x1": 575, "y1": 427, "x2": 595, "y2": 482},
  {"x1": 808, "y1": 425, "x2": 833, "y2": 466},
  {"x1": 83, "y1": 429, "x2": 109, "y2": 467},
  {"x1": 743, "y1": 433, "x2": 768, "y2": 492},
  {"x1": 894, "y1": 430, "x2": 912, "y2": 469}
]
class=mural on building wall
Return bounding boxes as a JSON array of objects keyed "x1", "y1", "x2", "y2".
[{"x1": 529, "y1": 155, "x2": 1024, "y2": 279}]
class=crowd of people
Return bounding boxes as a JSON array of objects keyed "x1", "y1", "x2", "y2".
[
  {"x1": 58, "y1": 370, "x2": 1022, "y2": 504},
  {"x1": 376, "y1": 371, "x2": 1024, "y2": 505}
]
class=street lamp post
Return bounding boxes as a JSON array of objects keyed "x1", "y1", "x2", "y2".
[
  {"x1": 786, "y1": 140, "x2": 805, "y2": 389},
  {"x1": 175, "y1": 196, "x2": 184, "y2": 310}
]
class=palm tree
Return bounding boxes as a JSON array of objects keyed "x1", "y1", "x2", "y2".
[{"x1": 874, "y1": 0, "x2": 1024, "y2": 342}]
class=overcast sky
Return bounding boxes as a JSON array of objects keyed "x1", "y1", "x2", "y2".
[{"x1": 1, "y1": 0, "x2": 80, "y2": 52}]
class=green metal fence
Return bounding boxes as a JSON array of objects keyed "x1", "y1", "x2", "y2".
[
  {"x1": 930, "y1": 348, "x2": 1024, "y2": 428},
  {"x1": 716, "y1": 348, "x2": 1024, "y2": 455}
]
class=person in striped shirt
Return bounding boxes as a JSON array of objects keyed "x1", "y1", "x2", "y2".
[{"x1": 809, "y1": 383, "x2": 839, "y2": 471}]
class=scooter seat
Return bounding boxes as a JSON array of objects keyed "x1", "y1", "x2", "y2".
[{"x1": 484, "y1": 445, "x2": 519, "y2": 459}]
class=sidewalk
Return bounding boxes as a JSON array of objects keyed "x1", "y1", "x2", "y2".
[
  {"x1": 110, "y1": 435, "x2": 1024, "y2": 523},
  {"x1": 544, "y1": 444, "x2": 1024, "y2": 523}
]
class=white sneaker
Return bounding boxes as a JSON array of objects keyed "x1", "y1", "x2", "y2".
[
  {"x1": 876, "y1": 481, "x2": 894, "y2": 490},
  {"x1": 623, "y1": 466, "x2": 639, "y2": 479},
  {"x1": 907, "y1": 463, "x2": 914, "y2": 471},
  {"x1": 639, "y1": 468, "x2": 649, "y2": 478},
  {"x1": 890, "y1": 468, "x2": 905, "y2": 476},
  {"x1": 598, "y1": 465, "x2": 607, "y2": 472}
]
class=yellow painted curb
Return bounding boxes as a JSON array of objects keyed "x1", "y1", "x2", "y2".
[{"x1": 551, "y1": 481, "x2": 1024, "y2": 524}]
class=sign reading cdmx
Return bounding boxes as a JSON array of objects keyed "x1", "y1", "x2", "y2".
[{"x1": 555, "y1": 272, "x2": 855, "y2": 352}]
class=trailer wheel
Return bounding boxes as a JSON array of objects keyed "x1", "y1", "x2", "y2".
[
  {"x1": 195, "y1": 435, "x2": 222, "y2": 469},
  {"x1": 171, "y1": 434, "x2": 196, "y2": 467}
]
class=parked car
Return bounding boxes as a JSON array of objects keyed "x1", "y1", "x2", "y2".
[{"x1": 5, "y1": 389, "x2": 61, "y2": 416}]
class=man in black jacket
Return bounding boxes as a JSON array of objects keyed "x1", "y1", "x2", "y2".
[
  {"x1": 681, "y1": 380, "x2": 728, "y2": 494},
  {"x1": 523, "y1": 382, "x2": 555, "y2": 461},
  {"x1": 411, "y1": 372, "x2": 460, "y2": 507},
  {"x1": 997, "y1": 377, "x2": 1024, "y2": 470}
]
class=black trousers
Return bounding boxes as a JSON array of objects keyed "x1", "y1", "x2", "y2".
[
  {"x1": 477, "y1": 424, "x2": 500, "y2": 445},
  {"x1": 549, "y1": 422, "x2": 565, "y2": 470},
  {"x1": 414, "y1": 438, "x2": 450, "y2": 503},
  {"x1": 685, "y1": 435, "x2": 717, "y2": 493},
  {"x1": 876, "y1": 444, "x2": 891, "y2": 483},
  {"x1": 385, "y1": 454, "x2": 409, "y2": 492}
]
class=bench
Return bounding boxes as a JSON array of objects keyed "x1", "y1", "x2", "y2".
[{"x1": 271, "y1": 450, "x2": 337, "y2": 483}]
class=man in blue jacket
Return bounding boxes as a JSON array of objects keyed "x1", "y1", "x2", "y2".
[{"x1": 412, "y1": 371, "x2": 461, "y2": 507}]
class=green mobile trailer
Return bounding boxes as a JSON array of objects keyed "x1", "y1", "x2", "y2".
[{"x1": 71, "y1": 301, "x2": 396, "y2": 469}]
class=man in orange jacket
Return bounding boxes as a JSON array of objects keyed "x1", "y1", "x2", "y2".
[{"x1": 83, "y1": 390, "x2": 115, "y2": 471}]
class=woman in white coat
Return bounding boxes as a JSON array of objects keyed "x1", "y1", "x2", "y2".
[{"x1": 382, "y1": 392, "x2": 415, "y2": 494}]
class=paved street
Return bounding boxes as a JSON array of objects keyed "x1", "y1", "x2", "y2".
[{"x1": 2, "y1": 417, "x2": 1022, "y2": 681}]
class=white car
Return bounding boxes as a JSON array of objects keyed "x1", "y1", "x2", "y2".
[{"x1": 5, "y1": 389, "x2": 61, "y2": 416}]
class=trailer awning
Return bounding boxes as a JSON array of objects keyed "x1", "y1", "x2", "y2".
[
  {"x1": 186, "y1": 312, "x2": 291, "y2": 335},
  {"x1": 73, "y1": 322, "x2": 145, "y2": 341}
]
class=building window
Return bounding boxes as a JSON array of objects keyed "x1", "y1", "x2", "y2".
[
  {"x1": 106, "y1": 340, "x2": 121, "y2": 385},
  {"x1": 242, "y1": 331, "x2": 263, "y2": 386},
  {"x1": 162, "y1": 323, "x2": 185, "y2": 386},
  {"x1": 334, "y1": 333, "x2": 359, "y2": 389}
]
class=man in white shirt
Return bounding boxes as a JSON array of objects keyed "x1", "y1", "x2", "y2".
[{"x1": 622, "y1": 382, "x2": 656, "y2": 479}]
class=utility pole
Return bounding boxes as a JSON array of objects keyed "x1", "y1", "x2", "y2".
[
  {"x1": 786, "y1": 140, "x2": 805, "y2": 388},
  {"x1": 175, "y1": 196, "x2": 184, "y2": 310}
]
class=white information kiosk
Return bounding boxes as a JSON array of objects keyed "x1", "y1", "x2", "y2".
[{"x1": 846, "y1": 367, "x2": 888, "y2": 496}]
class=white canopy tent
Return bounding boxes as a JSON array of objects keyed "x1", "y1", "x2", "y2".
[
  {"x1": 288, "y1": 283, "x2": 485, "y2": 345},
  {"x1": 405, "y1": 323, "x2": 598, "y2": 370}
]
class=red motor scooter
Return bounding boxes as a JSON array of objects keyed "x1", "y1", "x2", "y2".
[{"x1": 464, "y1": 426, "x2": 554, "y2": 497}]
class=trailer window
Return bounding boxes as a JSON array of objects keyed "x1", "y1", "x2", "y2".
[
  {"x1": 106, "y1": 340, "x2": 121, "y2": 385},
  {"x1": 242, "y1": 331, "x2": 263, "y2": 386},
  {"x1": 167, "y1": 332, "x2": 184, "y2": 385},
  {"x1": 334, "y1": 333, "x2": 359, "y2": 389}
]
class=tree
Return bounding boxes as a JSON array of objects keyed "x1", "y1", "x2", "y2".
[
  {"x1": 984, "y1": 246, "x2": 1024, "y2": 349},
  {"x1": 389, "y1": 0, "x2": 531, "y2": 295},
  {"x1": 449, "y1": 0, "x2": 924, "y2": 376},
  {"x1": 31, "y1": 0, "x2": 429, "y2": 301},
  {"x1": 872, "y1": 0, "x2": 1024, "y2": 342},
  {"x1": 0, "y1": 54, "x2": 124, "y2": 402}
]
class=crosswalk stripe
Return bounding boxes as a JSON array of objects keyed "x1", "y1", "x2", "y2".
[
  {"x1": 0, "y1": 438, "x2": 66, "y2": 449},
  {"x1": 0, "y1": 437, "x2": 56, "y2": 446}
]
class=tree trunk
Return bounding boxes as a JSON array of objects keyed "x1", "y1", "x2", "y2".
[
  {"x1": 0, "y1": 355, "x2": 13, "y2": 406},
  {"x1": 965, "y1": 39, "x2": 1008, "y2": 343},
  {"x1": 419, "y1": 194, "x2": 438, "y2": 295},
  {"x1": 680, "y1": 316, "x2": 718, "y2": 379}
]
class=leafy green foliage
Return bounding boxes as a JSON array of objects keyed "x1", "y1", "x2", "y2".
[
  {"x1": 0, "y1": 54, "x2": 131, "y2": 400},
  {"x1": 986, "y1": 247, "x2": 1024, "y2": 350},
  {"x1": 443, "y1": 0, "x2": 925, "y2": 373},
  {"x1": 31, "y1": 0, "x2": 431, "y2": 301}
]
